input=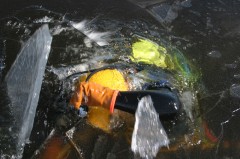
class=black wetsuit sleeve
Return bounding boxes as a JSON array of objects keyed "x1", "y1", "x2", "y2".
[{"x1": 115, "y1": 89, "x2": 181, "y2": 116}]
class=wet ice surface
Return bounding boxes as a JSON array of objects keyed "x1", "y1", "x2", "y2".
[
  {"x1": 4, "y1": 25, "x2": 52, "y2": 157},
  {"x1": 131, "y1": 96, "x2": 169, "y2": 159}
]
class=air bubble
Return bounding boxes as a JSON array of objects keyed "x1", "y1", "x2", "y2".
[{"x1": 207, "y1": 50, "x2": 221, "y2": 58}]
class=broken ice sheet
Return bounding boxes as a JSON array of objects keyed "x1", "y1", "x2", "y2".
[{"x1": 131, "y1": 95, "x2": 169, "y2": 159}]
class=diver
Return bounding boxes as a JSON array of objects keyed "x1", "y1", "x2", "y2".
[{"x1": 67, "y1": 36, "x2": 190, "y2": 120}]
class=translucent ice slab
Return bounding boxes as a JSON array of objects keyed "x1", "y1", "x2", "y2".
[{"x1": 5, "y1": 24, "x2": 52, "y2": 156}]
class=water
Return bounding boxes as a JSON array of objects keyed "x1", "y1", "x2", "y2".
[
  {"x1": 71, "y1": 20, "x2": 111, "y2": 47},
  {"x1": 4, "y1": 24, "x2": 52, "y2": 157},
  {"x1": 131, "y1": 96, "x2": 169, "y2": 159},
  {"x1": 0, "y1": 0, "x2": 240, "y2": 158}
]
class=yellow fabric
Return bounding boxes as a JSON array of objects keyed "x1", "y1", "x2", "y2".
[
  {"x1": 130, "y1": 38, "x2": 174, "y2": 69},
  {"x1": 87, "y1": 107, "x2": 111, "y2": 132},
  {"x1": 88, "y1": 69, "x2": 128, "y2": 91},
  {"x1": 85, "y1": 69, "x2": 129, "y2": 132}
]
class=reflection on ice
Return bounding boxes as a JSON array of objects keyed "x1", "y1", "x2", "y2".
[
  {"x1": 131, "y1": 96, "x2": 169, "y2": 159},
  {"x1": 5, "y1": 25, "x2": 52, "y2": 156}
]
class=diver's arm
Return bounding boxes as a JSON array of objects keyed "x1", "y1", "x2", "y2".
[
  {"x1": 70, "y1": 82, "x2": 180, "y2": 116},
  {"x1": 69, "y1": 82, "x2": 119, "y2": 113}
]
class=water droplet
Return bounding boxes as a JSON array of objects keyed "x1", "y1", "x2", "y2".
[
  {"x1": 44, "y1": 120, "x2": 47, "y2": 127},
  {"x1": 225, "y1": 63, "x2": 237, "y2": 69},
  {"x1": 6, "y1": 21, "x2": 12, "y2": 26},
  {"x1": 234, "y1": 74, "x2": 240, "y2": 79},
  {"x1": 176, "y1": 41, "x2": 181, "y2": 46},
  {"x1": 207, "y1": 50, "x2": 221, "y2": 58}
]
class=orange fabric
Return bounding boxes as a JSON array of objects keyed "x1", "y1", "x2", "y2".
[
  {"x1": 110, "y1": 90, "x2": 119, "y2": 113},
  {"x1": 70, "y1": 82, "x2": 119, "y2": 112},
  {"x1": 203, "y1": 121, "x2": 218, "y2": 143},
  {"x1": 39, "y1": 135, "x2": 70, "y2": 159}
]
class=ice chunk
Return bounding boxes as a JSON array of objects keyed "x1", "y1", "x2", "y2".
[
  {"x1": 149, "y1": 4, "x2": 175, "y2": 24},
  {"x1": 180, "y1": 91, "x2": 195, "y2": 120},
  {"x1": 5, "y1": 24, "x2": 52, "y2": 155},
  {"x1": 225, "y1": 63, "x2": 238, "y2": 69},
  {"x1": 127, "y1": 0, "x2": 167, "y2": 8},
  {"x1": 230, "y1": 84, "x2": 240, "y2": 99},
  {"x1": 131, "y1": 95, "x2": 169, "y2": 159}
]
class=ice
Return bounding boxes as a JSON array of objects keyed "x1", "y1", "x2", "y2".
[
  {"x1": 131, "y1": 96, "x2": 169, "y2": 159},
  {"x1": 180, "y1": 91, "x2": 195, "y2": 121},
  {"x1": 5, "y1": 24, "x2": 52, "y2": 156},
  {"x1": 146, "y1": 1, "x2": 192, "y2": 24},
  {"x1": 66, "y1": 127, "x2": 76, "y2": 139},
  {"x1": 127, "y1": 0, "x2": 167, "y2": 8},
  {"x1": 230, "y1": 84, "x2": 240, "y2": 99},
  {"x1": 148, "y1": 4, "x2": 178, "y2": 24}
]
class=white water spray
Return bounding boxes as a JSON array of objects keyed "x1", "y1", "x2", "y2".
[{"x1": 71, "y1": 20, "x2": 111, "y2": 47}]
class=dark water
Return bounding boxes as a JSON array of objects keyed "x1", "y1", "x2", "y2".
[{"x1": 0, "y1": 0, "x2": 240, "y2": 158}]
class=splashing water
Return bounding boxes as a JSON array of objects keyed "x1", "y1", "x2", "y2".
[
  {"x1": 4, "y1": 24, "x2": 52, "y2": 156},
  {"x1": 71, "y1": 20, "x2": 111, "y2": 47},
  {"x1": 131, "y1": 95, "x2": 169, "y2": 159}
]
